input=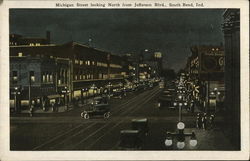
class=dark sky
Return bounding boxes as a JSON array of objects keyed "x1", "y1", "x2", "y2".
[{"x1": 9, "y1": 9, "x2": 225, "y2": 71}]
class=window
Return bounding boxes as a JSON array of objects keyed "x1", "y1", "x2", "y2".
[
  {"x1": 46, "y1": 73, "x2": 49, "y2": 82},
  {"x1": 49, "y1": 73, "x2": 53, "y2": 82},
  {"x1": 18, "y1": 52, "x2": 23, "y2": 57},
  {"x1": 30, "y1": 71, "x2": 35, "y2": 82},
  {"x1": 42, "y1": 72, "x2": 46, "y2": 83},
  {"x1": 12, "y1": 71, "x2": 18, "y2": 81}
]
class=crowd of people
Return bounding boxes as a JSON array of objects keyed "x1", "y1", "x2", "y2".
[{"x1": 196, "y1": 112, "x2": 215, "y2": 130}]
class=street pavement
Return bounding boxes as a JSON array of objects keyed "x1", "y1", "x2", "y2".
[{"x1": 10, "y1": 86, "x2": 236, "y2": 150}]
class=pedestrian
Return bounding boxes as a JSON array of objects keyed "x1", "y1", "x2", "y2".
[
  {"x1": 51, "y1": 102, "x2": 55, "y2": 112},
  {"x1": 209, "y1": 114, "x2": 215, "y2": 129},
  {"x1": 196, "y1": 113, "x2": 202, "y2": 129},
  {"x1": 202, "y1": 113, "x2": 208, "y2": 130},
  {"x1": 191, "y1": 101, "x2": 195, "y2": 113},
  {"x1": 29, "y1": 105, "x2": 34, "y2": 117}
]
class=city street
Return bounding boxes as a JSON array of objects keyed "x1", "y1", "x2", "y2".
[{"x1": 10, "y1": 85, "x2": 233, "y2": 151}]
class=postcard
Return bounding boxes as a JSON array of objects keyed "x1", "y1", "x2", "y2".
[{"x1": 0, "y1": 0, "x2": 249, "y2": 160}]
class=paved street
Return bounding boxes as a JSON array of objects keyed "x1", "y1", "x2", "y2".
[{"x1": 10, "y1": 86, "x2": 234, "y2": 151}]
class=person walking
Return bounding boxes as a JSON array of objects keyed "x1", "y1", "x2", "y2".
[
  {"x1": 202, "y1": 113, "x2": 208, "y2": 130},
  {"x1": 29, "y1": 100, "x2": 35, "y2": 117},
  {"x1": 196, "y1": 113, "x2": 203, "y2": 129},
  {"x1": 51, "y1": 102, "x2": 55, "y2": 112},
  {"x1": 209, "y1": 114, "x2": 215, "y2": 129},
  {"x1": 190, "y1": 100, "x2": 195, "y2": 113}
]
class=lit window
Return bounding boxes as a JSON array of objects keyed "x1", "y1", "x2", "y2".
[
  {"x1": 49, "y1": 74, "x2": 53, "y2": 82},
  {"x1": 12, "y1": 71, "x2": 18, "y2": 81},
  {"x1": 46, "y1": 74, "x2": 49, "y2": 82},
  {"x1": 18, "y1": 52, "x2": 23, "y2": 57},
  {"x1": 30, "y1": 71, "x2": 35, "y2": 82},
  {"x1": 42, "y1": 74, "x2": 46, "y2": 83}
]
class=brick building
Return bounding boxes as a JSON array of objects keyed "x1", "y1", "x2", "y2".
[{"x1": 10, "y1": 39, "x2": 130, "y2": 112}]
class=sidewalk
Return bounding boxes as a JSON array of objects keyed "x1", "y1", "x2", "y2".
[
  {"x1": 184, "y1": 127, "x2": 235, "y2": 150},
  {"x1": 20, "y1": 105, "x2": 74, "y2": 114},
  {"x1": 16, "y1": 96, "x2": 104, "y2": 114}
]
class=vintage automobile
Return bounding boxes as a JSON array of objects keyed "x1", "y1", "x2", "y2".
[
  {"x1": 112, "y1": 88, "x2": 125, "y2": 98},
  {"x1": 118, "y1": 130, "x2": 143, "y2": 150},
  {"x1": 157, "y1": 89, "x2": 176, "y2": 109},
  {"x1": 81, "y1": 96, "x2": 110, "y2": 119},
  {"x1": 90, "y1": 96, "x2": 108, "y2": 105},
  {"x1": 131, "y1": 118, "x2": 149, "y2": 136}
]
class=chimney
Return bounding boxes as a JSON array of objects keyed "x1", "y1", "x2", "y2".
[{"x1": 46, "y1": 31, "x2": 50, "y2": 44}]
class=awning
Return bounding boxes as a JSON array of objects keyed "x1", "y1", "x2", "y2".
[{"x1": 47, "y1": 94, "x2": 61, "y2": 99}]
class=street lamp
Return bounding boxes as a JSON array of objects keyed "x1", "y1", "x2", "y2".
[
  {"x1": 13, "y1": 87, "x2": 21, "y2": 113},
  {"x1": 165, "y1": 122, "x2": 198, "y2": 150},
  {"x1": 62, "y1": 86, "x2": 69, "y2": 111}
]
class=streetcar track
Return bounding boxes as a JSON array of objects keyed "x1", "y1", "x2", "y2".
[
  {"x1": 32, "y1": 87, "x2": 159, "y2": 150},
  {"x1": 54, "y1": 88, "x2": 159, "y2": 150},
  {"x1": 85, "y1": 88, "x2": 160, "y2": 150},
  {"x1": 48, "y1": 122, "x2": 98, "y2": 149},
  {"x1": 70, "y1": 88, "x2": 159, "y2": 149}
]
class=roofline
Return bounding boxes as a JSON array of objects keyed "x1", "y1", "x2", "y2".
[{"x1": 10, "y1": 44, "x2": 58, "y2": 48}]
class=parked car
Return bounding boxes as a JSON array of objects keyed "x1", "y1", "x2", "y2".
[
  {"x1": 131, "y1": 118, "x2": 149, "y2": 136},
  {"x1": 112, "y1": 88, "x2": 125, "y2": 98},
  {"x1": 118, "y1": 130, "x2": 142, "y2": 150}
]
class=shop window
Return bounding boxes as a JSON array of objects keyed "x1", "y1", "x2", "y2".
[
  {"x1": 30, "y1": 71, "x2": 35, "y2": 82},
  {"x1": 49, "y1": 74, "x2": 53, "y2": 82},
  {"x1": 12, "y1": 71, "x2": 18, "y2": 81},
  {"x1": 18, "y1": 52, "x2": 23, "y2": 57},
  {"x1": 42, "y1": 72, "x2": 46, "y2": 83}
]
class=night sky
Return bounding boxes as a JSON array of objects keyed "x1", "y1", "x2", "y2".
[{"x1": 9, "y1": 9, "x2": 225, "y2": 71}]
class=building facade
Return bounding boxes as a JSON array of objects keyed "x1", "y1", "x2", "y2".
[
  {"x1": 222, "y1": 9, "x2": 240, "y2": 149},
  {"x1": 187, "y1": 45, "x2": 225, "y2": 112},
  {"x1": 10, "y1": 39, "x2": 131, "y2": 112}
]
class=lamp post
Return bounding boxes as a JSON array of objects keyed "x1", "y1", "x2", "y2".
[
  {"x1": 62, "y1": 86, "x2": 69, "y2": 111},
  {"x1": 165, "y1": 122, "x2": 198, "y2": 150},
  {"x1": 13, "y1": 87, "x2": 21, "y2": 113}
]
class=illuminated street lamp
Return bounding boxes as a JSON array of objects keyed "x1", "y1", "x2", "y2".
[
  {"x1": 62, "y1": 86, "x2": 69, "y2": 111},
  {"x1": 13, "y1": 87, "x2": 21, "y2": 113},
  {"x1": 165, "y1": 122, "x2": 198, "y2": 150}
]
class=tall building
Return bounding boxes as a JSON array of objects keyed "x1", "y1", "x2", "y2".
[{"x1": 222, "y1": 9, "x2": 240, "y2": 149}]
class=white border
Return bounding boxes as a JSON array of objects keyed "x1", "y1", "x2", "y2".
[{"x1": 0, "y1": 0, "x2": 249, "y2": 160}]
